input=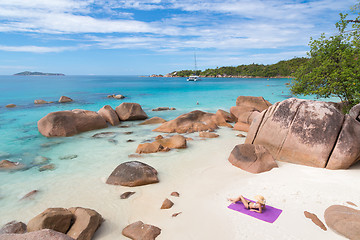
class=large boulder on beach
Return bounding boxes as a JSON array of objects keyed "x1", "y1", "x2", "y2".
[
  {"x1": 27, "y1": 208, "x2": 73, "y2": 233},
  {"x1": 122, "y1": 221, "x2": 161, "y2": 240},
  {"x1": 115, "y1": 103, "x2": 148, "y2": 121},
  {"x1": 228, "y1": 144, "x2": 278, "y2": 173},
  {"x1": 38, "y1": 110, "x2": 107, "y2": 137},
  {"x1": 59, "y1": 96, "x2": 73, "y2": 103},
  {"x1": 106, "y1": 161, "x2": 159, "y2": 187},
  {"x1": 98, "y1": 105, "x2": 120, "y2": 126},
  {"x1": 246, "y1": 98, "x2": 360, "y2": 169},
  {"x1": 66, "y1": 207, "x2": 103, "y2": 240},
  {"x1": 236, "y1": 96, "x2": 272, "y2": 111},
  {"x1": 230, "y1": 96, "x2": 271, "y2": 133},
  {"x1": 153, "y1": 110, "x2": 221, "y2": 133},
  {"x1": 0, "y1": 229, "x2": 74, "y2": 240},
  {"x1": 0, "y1": 221, "x2": 27, "y2": 234},
  {"x1": 324, "y1": 205, "x2": 360, "y2": 239}
]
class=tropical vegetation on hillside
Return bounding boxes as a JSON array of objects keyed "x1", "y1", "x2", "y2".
[{"x1": 171, "y1": 57, "x2": 308, "y2": 78}]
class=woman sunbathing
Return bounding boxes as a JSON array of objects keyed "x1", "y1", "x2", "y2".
[{"x1": 228, "y1": 195, "x2": 266, "y2": 213}]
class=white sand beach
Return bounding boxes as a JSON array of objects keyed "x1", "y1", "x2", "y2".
[{"x1": 1, "y1": 126, "x2": 358, "y2": 239}]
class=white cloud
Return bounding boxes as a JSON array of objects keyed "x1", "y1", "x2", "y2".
[
  {"x1": 0, "y1": 0, "x2": 356, "y2": 63},
  {"x1": 0, "y1": 45, "x2": 83, "y2": 53}
]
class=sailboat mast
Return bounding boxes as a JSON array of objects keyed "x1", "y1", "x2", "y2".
[{"x1": 194, "y1": 52, "x2": 197, "y2": 73}]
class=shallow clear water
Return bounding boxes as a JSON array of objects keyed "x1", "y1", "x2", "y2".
[
  {"x1": 1, "y1": 75, "x2": 347, "y2": 240},
  {"x1": 0, "y1": 75, "x2": 295, "y2": 164}
]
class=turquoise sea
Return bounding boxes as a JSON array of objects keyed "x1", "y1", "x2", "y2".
[
  {"x1": 1, "y1": 75, "x2": 349, "y2": 240},
  {"x1": 0, "y1": 75, "x2": 293, "y2": 165}
]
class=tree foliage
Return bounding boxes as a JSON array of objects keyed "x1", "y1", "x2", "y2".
[
  {"x1": 291, "y1": 10, "x2": 360, "y2": 111},
  {"x1": 173, "y1": 57, "x2": 308, "y2": 78}
]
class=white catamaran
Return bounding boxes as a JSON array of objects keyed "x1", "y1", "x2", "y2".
[{"x1": 187, "y1": 53, "x2": 201, "y2": 82}]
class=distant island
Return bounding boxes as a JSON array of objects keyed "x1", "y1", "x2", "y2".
[
  {"x1": 150, "y1": 57, "x2": 308, "y2": 78},
  {"x1": 14, "y1": 71, "x2": 65, "y2": 76}
]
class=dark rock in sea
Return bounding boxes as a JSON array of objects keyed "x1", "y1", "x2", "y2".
[
  {"x1": 122, "y1": 221, "x2": 161, "y2": 240},
  {"x1": 118, "y1": 125, "x2": 130, "y2": 128},
  {"x1": 106, "y1": 161, "x2": 159, "y2": 187},
  {"x1": 0, "y1": 221, "x2": 27, "y2": 234},
  {"x1": 228, "y1": 144, "x2": 278, "y2": 174},
  {"x1": 6, "y1": 104, "x2": 16, "y2": 108},
  {"x1": 324, "y1": 205, "x2": 360, "y2": 239},
  {"x1": 92, "y1": 132, "x2": 117, "y2": 138},
  {"x1": 127, "y1": 139, "x2": 135, "y2": 143},
  {"x1": 98, "y1": 105, "x2": 120, "y2": 126},
  {"x1": 38, "y1": 110, "x2": 107, "y2": 137},
  {"x1": 59, "y1": 154, "x2": 78, "y2": 160},
  {"x1": 0, "y1": 229, "x2": 73, "y2": 240},
  {"x1": 152, "y1": 107, "x2": 170, "y2": 111},
  {"x1": 123, "y1": 131, "x2": 133, "y2": 135},
  {"x1": 108, "y1": 139, "x2": 118, "y2": 144},
  {"x1": 108, "y1": 94, "x2": 125, "y2": 99},
  {"x1": 0, "y1": 160, "x2": 26, "y2": 171},
  {"x1": 58, "y1": 96, "x2": 73, "y2": 103},
  {"x1": 115, "y1": 103, "x2": 148, "y2": 121},
  {"x1": 31, "y1": 156, "x2": 50, "y2": 166},
  {"x1": 20, "y1": 190, "x2": 39, "y2": 200},
  {"x1": 41, "y1": 141, "x2": 63, "y2": 148},
  {"x1": 120, "y1": 192, "x2": 135, "y2": 199},
  {"x1": 39, "y1": 164, "x2": 55, "y2": 172},
  {"x1": 304, "y1": 211, "x2": 327, "y2": 231},
  {"x1": 34, "y1": 99, "x2": 49, "y2": 104}
]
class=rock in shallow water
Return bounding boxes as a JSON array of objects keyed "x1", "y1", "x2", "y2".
[
  {"x1": 38, "y1": 110, "x2": 107, "y2": 137},
  {"x1": 115, "y1": 103, "x2": 148, "y2": 121},
  {"x1": 0, "y1": 160, "x2": 25, "y2": 171},
  {"x1": 120, "y1": 192, "x2": 135, "y2": 199}
]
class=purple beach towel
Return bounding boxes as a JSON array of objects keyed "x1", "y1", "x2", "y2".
[{"x1": 228, "y1": 198, "x2": 282, "y2": 223}]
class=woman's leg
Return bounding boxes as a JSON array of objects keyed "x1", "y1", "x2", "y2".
[
  {"x1": 239, "y1": 195, "x2": 249, "y2": 209},
  {"x1": 228, "y1": 196, "x2": 241, "y2": 203}
]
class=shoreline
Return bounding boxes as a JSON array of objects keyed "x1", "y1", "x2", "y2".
[{"x1": 0, "y1": 125, "x2": 358, "y2": 239}]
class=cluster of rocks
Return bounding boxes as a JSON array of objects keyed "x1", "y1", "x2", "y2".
[
  {"x1": 0, "y1": 207, "x2": 103, "y2": 240},
  {"x1": 152, "y1": 107, "x2": 176, "y2": 111},
  {"x1": 227, "y1": 96, "x2": 360, "y2": 173},
  {"x1": 4, "y1": 96, "x2": 73, "y2": 109},
  {"x1": 37, "y1": 102, "x2": 147, "y2": 137},
  {"x1": 136, "y1": 135, "x2": 187, "y2": 154},
  {"x1": 107, "y1": 94, "x2": 125, "y2": 99}
]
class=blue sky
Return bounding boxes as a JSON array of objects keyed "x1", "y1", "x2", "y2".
[{"x1": 0, "y1": 0, "x2": 356, "y2": 75}]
